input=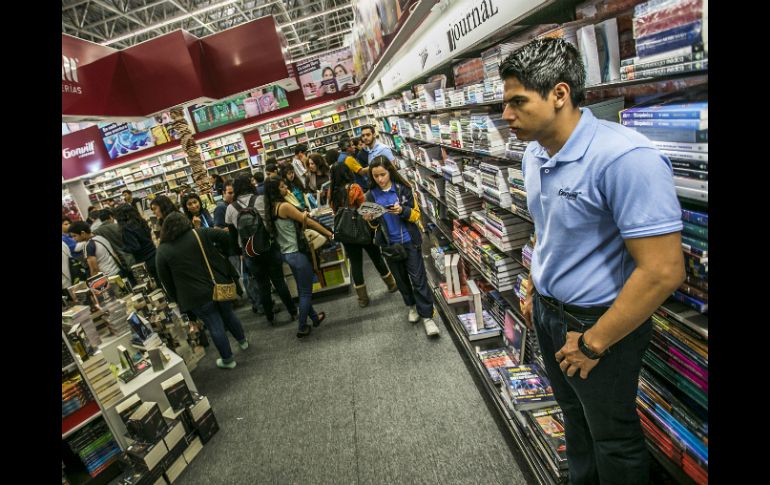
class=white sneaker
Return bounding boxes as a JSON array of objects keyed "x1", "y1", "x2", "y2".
[
  {"x1": 423, "y1": 318, "x2": 440, "y2": 337},
  {"x1": 408, "y1": 306, "x2": 420, "y2": 323}
]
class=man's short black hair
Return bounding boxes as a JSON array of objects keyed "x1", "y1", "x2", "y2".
[
  {"x1": 360, "y1": 125, "x2": 375, "y2": 134},
  {"x1": 98, "y1": 208, "x2": 113, "y2": 222},
  {"x1": 69, "y1": 221, "x2": 91, "y2": 235},
  {"x1": 254, "y1": 172, "x2": 265, "y2": 184},
  {"x1": 265, "y1": 163, "x2": 278, "y2": 174},
  {"x1": 122, "y1": 189, "x2": 132, "y2": 195},
  {"x1": 351, "y1": 136, "x2": 362, "y2": 145},
  {"x1": 62, "y1": 216, "x2": 72, "y2": 224},
  {"x1": 294, "y1": 143, "x2": 308, "y2": 155},
  {"x1": 223, "y1": 180, "x2": 234, "y2": 190},
  {"x1": 338, "y1": 138, "x2": 352, "y2": 151},
  {"x1": 499, "y1": 37, "x2": 586, "y2": 107}
]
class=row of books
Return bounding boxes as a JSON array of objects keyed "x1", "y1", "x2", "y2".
[
  {"x1": 62, "y1": 372, "x2": 94, "y2": 418},
  {"x1": 674, "y1": 208, "x2": 708, "y2": 313},
  {"x1": 66, "y1": 418, "x2": 121, "y2": 478}
]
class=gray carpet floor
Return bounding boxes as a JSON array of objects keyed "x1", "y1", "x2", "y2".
[{"x1": 176, "y1": 261, "x2": 529, "y2": 485}]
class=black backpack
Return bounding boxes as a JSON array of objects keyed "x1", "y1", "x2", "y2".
[
  {"x1": 232, "y1": 195, "x2": 272, "y2": 257},
  {"x1": 68, "y1": 256, "x2": 89, "y2": 284}
]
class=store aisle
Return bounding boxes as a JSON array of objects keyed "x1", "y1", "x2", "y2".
[{"x1": 177, "y1": 262, "x2": 528, "y2": 485}]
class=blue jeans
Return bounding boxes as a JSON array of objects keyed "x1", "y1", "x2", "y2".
[
  {"x1": 233, "y1": 255, "x2": 260, "y2": 307},
  {"x1": 532, "y1": 292, "x2": 652, "y2": 485},
  {"x1": 191, "y1": 300, "x2": 246, "y2": 362},
  {"x1": 282, "y1": 251, "x2": 319, "y2": 331},
  {"x1": 387, "y1": 241, "x2": 433, "y2": 318},
  {"x1": 245, "y1": 245, "x2": 297, "y2": 321}
]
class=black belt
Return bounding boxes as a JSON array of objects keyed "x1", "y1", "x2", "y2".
[{"x1": 535, "y1": 290, "x2": 609, "y2": 318}]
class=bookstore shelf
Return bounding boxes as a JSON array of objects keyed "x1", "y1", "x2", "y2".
[
  {"x1": 402, "y1": 135, "x2": 512, "y2": 163},
  {"x1": 63, "y1": 362, "x2": 77, "y2": 373},
  {"x1": 62, "y1": 401, "x2": 102, "y2": 439},
  {"x1": 648, "y1": 443, "x2": 698, "y2": 485},
  {"x1": 425, "y1": 255, "x2": 554, "y2": 485},
  {"x1": 376, "y1": 99, "x2": 505, "y2": 116},
  {"x1": 206, "y1": 158, "x2": 248, "y2": 168},
  {"x1": 219, "y1": 166, "x2": 251, "y2": 177},
  {"x1": 259, "y1": 121, "x2": 305, "y2": 136},
  {"x1": 586, "y1": 72, "x2": 708, "y2": 92}
]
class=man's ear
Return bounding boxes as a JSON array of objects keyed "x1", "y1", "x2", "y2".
[{"x1": 553, "y1": 82, "x2": 572, "y2": 109}]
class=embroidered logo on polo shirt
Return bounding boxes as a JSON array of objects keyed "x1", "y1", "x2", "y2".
[{"x1": 558, "y1": 188, "x2": 582, "y2": 200}]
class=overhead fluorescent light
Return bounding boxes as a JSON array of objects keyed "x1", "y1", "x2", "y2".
[
  {"x1": 101, "y1": 0, "x2": 239, "y2": 46},
  {"x1": 278, "y1": 4, "x2": 353, "y2": 28}
]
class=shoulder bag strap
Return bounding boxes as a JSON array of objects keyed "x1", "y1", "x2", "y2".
[
  {"x1": 92, "y1": 238, "x2": 125, "y2": 269},
  {"x1": 192, "y1": 229, "x2": 217, "y2": 285}
]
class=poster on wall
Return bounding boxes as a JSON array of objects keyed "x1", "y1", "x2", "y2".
[
  {"x1": 296, "y1": 47, "x2": 358, "y2": 101},
  {"x1": 99, "y1": 110, "x2": 189, "y2": 159},
  {"x1": 351, "y1": 0, "x2": 409, "y2": 85},
  {"x1": 189, "y1": 84, "x2": 290, "y2": 133}
]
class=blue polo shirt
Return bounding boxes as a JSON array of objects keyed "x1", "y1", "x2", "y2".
[
  {"x1": 524, "y1": 108, "x2": 682, "y2": 307},
  {"x1": 371, "y1": 185, "x2": 411, "y2": 244},
  {"x1": 367, "y1": 141, "x2": 395, "y2": 163}
]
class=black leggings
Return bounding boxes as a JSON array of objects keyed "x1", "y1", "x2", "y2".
[{"x1": 343, "y1": 242, "x2": 390, "y2": 286}]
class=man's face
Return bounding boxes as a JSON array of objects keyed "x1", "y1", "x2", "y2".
[
  {"x1": 62, "y1": 220, "x2": 71, "y2": 234},
  {"x1": 223, "y1": 185, "x2": 234, "y2": 203},
  {"x1": 297, "y1": 152, "x2": 307, "y2": 163},
  {"x1": 123, "y1": 192, "x2": 132, "y2": 203},
  {"x1": 501, "y1": 77, "x2": 557, "y2": 143},
  {"x1": 71, "y1": 231, "x2": 88, "y2": 243},
  {"x1": 361, "y1": 129, "x2": 375, "y2": 147}
]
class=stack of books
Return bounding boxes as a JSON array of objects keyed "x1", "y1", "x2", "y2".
[
  {"x1": 462, "y1": 165, "x2": 484, "y2": 196},
  {"x1": 478, "y1": 244, "x2": 524, "y2": 292},
  {"x1": 102, "y1": 299, "x2": 130, "y2": 336},
  {"x1": 460, "y1": 112, "x2": 475, "y2": 149},
  {"x1": 62, "y1": 373, "x2": 93, "y2": 418},
  {"x1": 482, "y1": 206, "x2": 533, "y2": 252},
  {"x1": 476, "y1": 279, "x2": 511, "y2": 329},
  {"x1": 623, "y1": 0, "x2": 708, "y2": 81},
  {"x1": 449, "y1": 87, "x2": 465, "y2": 107},
  {"x1": 480, "y1": 161, "x2": 513, "y2": 208},
  {"x1": 449, "y1": 114, "x2": 464, "y2": 148},
  {"x1": 514, "y1": 273, "x2": 529, "y2": 302},
  {"x1": 505, "y1": 134, "x2": 528, "y2": 161},
  {"x1": 471, "y1": 112, "x2": 511, "y2": 156},
  {"x1": 521, "y1": 234, "x2": 535, "y2": 270},
  {"x1": 66, "y1": 419, "x2": 121, "y2": 478},
  {"x1": 441, "y1": 156, "x2": 464, "y2": 185},
  {"x1": 620, "y1": 97, "x2": 708, "y2": 202},
  {"x1": 499, "y1": 364, "x2": 557, "y2": 413},
  {"x1": 525, "y1": 406, "x2": 569, "y2": 481},
  {"x1": 477, "y1": 348, "x2": 515, "y2": 384},
  {"x1": 82, "y1": 353, "x2": 124, "y2": 407},
  {"x1": 63, "y1": 305, "x2": 102, "y2": 352},
  {"x1": 445, "y1": 183, "x2": 483, "y2": 219},
  {"x1": 507, "y1": 168, "x2": 531, "y2": 219},
  {"x1": 674, "y1": 209, "x2": 708, "y2": 313}
]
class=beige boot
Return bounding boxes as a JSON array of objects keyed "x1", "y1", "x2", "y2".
[
  {"x1": 355, "y1": 284, "x2": 370, "y2": 307},
  {"x1": 382, "y1": 272, "x2": 398, "y2": 293}
]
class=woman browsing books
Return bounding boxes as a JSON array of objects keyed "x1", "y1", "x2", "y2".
[{"x1": 362, "y1": 156, "x2": 440, "y2": 337}]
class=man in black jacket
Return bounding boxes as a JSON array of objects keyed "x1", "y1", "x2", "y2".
[{"x1": 156, "y1": 212, "x2": 247, "y2": 370}]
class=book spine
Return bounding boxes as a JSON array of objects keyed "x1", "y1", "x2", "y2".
[
  {"x1": 670, "y1": 159, "x2": 708, "y2": 172},
  {"x1": 681, "y1": 235, "x2": 707, "y2": 252},
  {"x1": 652, "y1": 140, "x2": 708, "y2": 152},
  {"x1": 673, "y1": 168, "x2": 708, "y2": 181},
  {"x1": 634, "y1": 0, "x2": 686, "y2": 18},
  {"x1": 621, "y1": 44, "x2": 697, "y2": 66},
  {"x1": 682, "y1": 221, "x2": 708, "y2": 239},
  {"x1": 633, "y1": 2, "x2": 705, "y2": 39},
  {"x1": 662, "y1": 149, "x2": 708, "y2": 162},
  {"x1": 635, "y1": 21, "x2": 703, "y2": 59},
  {"x1": 620, "y1": 50, "x2": 705, "y2": 75},
  {"x1": 681, "y1": 209, "x2": 708, "y2": 227},
  {"x1": 635, "y1": 127, "x2": 708, "y2": 143},
  {"x1": 684, "y1": 273, "x2": 708, "y2": 292},
  {"x1": 621, "y1": 58, "x2": 708, "y2": 80},
  {"x1": 623, "y1": 118, "x2": 707, "y2": 130}
]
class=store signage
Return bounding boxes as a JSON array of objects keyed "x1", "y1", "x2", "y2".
[
  {"x1": 296, "y1": 47, "x2": 358, "y2": 101},
  {"x1": 188, "y1": 84, "x2": 290, "y2": 133},
  {"x1": 446, "y1": 0, "x2": 500, "y2": 52},
  {"x1": 377, "y1": 0, "x2": 548, "y2": 96},
  {"x1": 242, "y1": 129, "x2": 264, "y2": 156},
  {"x1": 62, "y1": 126, "x2": 116, "y2": 180},
  {"x1": 62, "y1": 55, "x2": 83, "y2": 95}
]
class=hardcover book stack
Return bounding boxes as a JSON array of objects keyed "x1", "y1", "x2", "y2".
[
  {"x1": 471, "y1": 112, "x2": 511, "y2": 156},
  {"x1": 480, "y1": 43, "x2": 521, "y2": 101},
  {"x1": 521, "y1": 234, "x2": 535, "y2": 270},
  {"x1": 623, "y1": 0, "x2": 708, "y2": 81},
  {"x1": 458, "y1": 310, "x2": 501, "y2": 340},
  {"x1": 475, "y1": 279, "x2": 512, "y2": 330},
  {"x1": 505, "y1": 134, "x2": 528, "y2": 161},
  {"x1": 478, "y1": 244, "x2": 524, "y2": 292},
  {"x1": 101, "y1": 299, "x2": 130, "y2": 336},
  {"x1": 479, "y1": 161, "x2": 513, "y2": 208},
  {"x1": 620, "y1": 96, "x2": 708, "y2": 203},
  {"x1": 66, "y1": 419, "x2": 121, "y2": 478},
  {"x1": 462, "y1": 165, "x2": 484, "y2": 197},
  {"x1": 525, "y1": 406, "x2": 569, "y2": 481},
  {"x1": 441, "y1": 156, "x2": 465, "y2": 185},
  {"x1": 674, "y1": 209, "x2": 708, "y2": 313},
  {"x1": 449, "y1": 113, "x2": 464, "y2": 148},
  {"x1": 63, "y1": 305, "x2": 102, "y2": 354},
  {"x1": 460, "y1": 112, "x2": 475, "y2": 150}
]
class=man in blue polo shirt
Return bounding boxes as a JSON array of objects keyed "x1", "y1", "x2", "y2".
[
  {"x1": 500, "y1": 38, "x2": 685, "y2": 485},
  {"x1": 360, "y1": 125, "x2": 395, "y2": 164}
]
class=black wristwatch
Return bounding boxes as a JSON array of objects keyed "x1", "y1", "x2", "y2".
[{"x1": 578, "y1": 333, "x2": 607, "y2": 360}]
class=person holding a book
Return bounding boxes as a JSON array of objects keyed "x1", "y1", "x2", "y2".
[
  {"x1": 155, "y1": 212, "x2": 247, "y2": 370},
  {"x1": 499, "y1": 37, "x2": 685, "y2": 485},
  {"x1": 263, "y1": 177, "x2": 333, "y2": 338},
  {"x1": 329, "y1": 161, "x2": 397, "y2": 307},
  {"x1": 362, "y1": 156, "x2": 439, "y2": 337}
]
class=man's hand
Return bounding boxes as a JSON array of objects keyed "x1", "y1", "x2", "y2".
[
  {"x1": 555, "y1": 332, "x2": 600, "y2": 379},
  {"x1": 520, "y1": 295, "x2": 533, "y2": 329}
]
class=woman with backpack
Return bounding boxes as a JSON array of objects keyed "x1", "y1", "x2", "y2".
[
  {"x1": 226, "y1": 173, "x2": 298, "y2": 325},
  {"x1": 114, "y1": 204, "x2": 158, "y2": 282},
  {"x1": 155, "y1": 212, "x2": 247, "y2": 369},
  {"x1": 263, "y1": 177, "x2": 333, "y2": 338},
  {"x1": 329, "y1": 162, "x2": 397, "y2": 307},
  {"x1": 363, "y1": 156, "x2": 440, "y2": 337}
]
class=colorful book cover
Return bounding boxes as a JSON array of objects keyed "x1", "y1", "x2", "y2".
[{"x1": 500, "y1": 364, "x2": 556, "y2": 410}]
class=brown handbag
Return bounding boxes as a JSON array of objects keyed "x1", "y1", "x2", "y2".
[{"x1": 192, "y1": 229, "x2": 237, "y2": 302}]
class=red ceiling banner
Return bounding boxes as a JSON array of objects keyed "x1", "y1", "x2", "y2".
[{"x1": 62, "y1": 126, "x2": 116, "y2": 180}]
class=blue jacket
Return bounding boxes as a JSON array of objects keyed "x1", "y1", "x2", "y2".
[{"x1": 365, "y1": 183, "x2": 423, "y2": 246}]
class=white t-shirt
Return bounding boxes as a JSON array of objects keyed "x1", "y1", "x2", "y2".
[
  {"x1": 292, "y1": 157, "x2": 308, "y2": 185},
  {"x1": 85, "y1": 235, "x2": 122, "y2": 277},
  {"x1": 62, "y1": 241, "x2": 71, "y2": 289}
]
